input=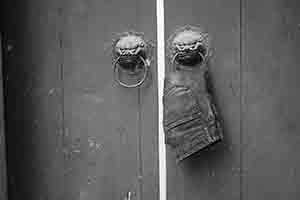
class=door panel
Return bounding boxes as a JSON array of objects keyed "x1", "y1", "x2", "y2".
[
  {"x1": 62, "y1": 0, "x2": 158, "y2": 199},
  {"x1": 62, "y1": 1, "x2": 141, "y2": 199},
  {"x1": 2, "y1": 0, "x2": 65, "y2": 199},
  {"x1": 243, "y1": 1, "x2": 300, "y2": 199},
  {"x1": 2, "y1": 0, "x2": 158, "y2": 200},
  {"x1": 164, "y1": 0, "x2": 241, "y2": 199},
  {"x1": 0, "y1": 35, "x2": 7, "y2": 200},
  {"x1": 138, "y1": 1, "x2": 159, "y2": 198},
  {"x1": 3, "y1": 0, "x2": 300, "y2": 200}
]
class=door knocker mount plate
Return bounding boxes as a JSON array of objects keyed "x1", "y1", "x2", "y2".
[
  {"x1": 112, "y1": 31, "x2": 152, "y2": 88},
  {"x1": 167, "y1": 25, "x2": 212, "y2": 69}
]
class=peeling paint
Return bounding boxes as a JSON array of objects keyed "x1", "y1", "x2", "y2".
[
  {"x1": 83, "y1": 93, "x2": 104, "y2": 104},
  {"x1": 88, "y1": 138, "x2": 102, "y2": 152},
  {"x1": 87, "y1": 176, "x2": 97, "y2": 185},
  {"x1": 229, "y1": 82, "x2": 238, "y2": 97},
  {"x1": 48, "y1": 88, "x2": 55, "y2": 95},
  {"x1": 209, "y1": 171, "x2": 215, "y2": 177},
  {"x1": 7, "y1": 44, "x2": 13, "y2": 52}
]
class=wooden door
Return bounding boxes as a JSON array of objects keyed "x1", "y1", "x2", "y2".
[
  {"x1": 2, "y1": 0, "x2": 158, "y2": 200},
  {"x1": 165, "y1": 0, "x2": 300, "y2": 200},
  {"x1": 165, "y1": 0, "x2": 241, "y2": 199},
  {"x1": 0, "y1": 35, "x2": 7, "y2": 200},
  {"x1": 3, "y1": 0, "x2": 300, "y2": 200},
  {"x1": 243, "y1": 1, "x2": 300, "y2": 199}
]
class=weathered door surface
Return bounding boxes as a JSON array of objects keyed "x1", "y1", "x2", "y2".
[
  {"x1": 2, "y1": 0, "x2": 158, "y2": 200},
  {"x1": 165, "y1": 0, "x2": 241, "y2": 199},
  {"x1": 0, "y1": 35, "x2": 7, "y2": 200},
  {"x1": 165, "y1": 0, "x2": 300, "y2": 200},
  {"x1": 243, "y1": 1, "x2": 300, "y2": 199},
  {"x1": 2, "y1": 0, "x2": 300, "y2": 200}
]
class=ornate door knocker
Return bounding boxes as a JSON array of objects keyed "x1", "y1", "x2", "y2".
[
  {"x1": 112, "y1": 32, "x2": 152, "y2": 88},
  {"x1": 163, "y1": 26, "x2": 223, "y2": 162}
]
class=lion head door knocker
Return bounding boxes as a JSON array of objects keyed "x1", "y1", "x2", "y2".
[
  {"x1": 112, "y1": 32, "x2": 152, "y2": 88},
  {"x1": 163, "y1": 26, "x2": 223, "y2": 162}
]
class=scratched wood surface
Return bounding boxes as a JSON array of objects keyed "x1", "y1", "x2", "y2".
[
  {"x1": 3, "y1": 0, "x2": 158, "y2": 200},
  {"x1": 0, "y1": 35, "x2": 7, "y2": 200},
  {"x1": 2, "y1": 0, "x2": 65, "y2": 199},
  {"x1": 3, "y1": 0, "x2": 300, "y2": 200},
  {"x1": 62, "y1": 0, "x2": 158, "y2": 199},
  {"x1": 164, "y1": 0, "x2": 241, "y2": 199},
  {"x1": 242, "y1": 1, "x2": 300, "y2": 199}
]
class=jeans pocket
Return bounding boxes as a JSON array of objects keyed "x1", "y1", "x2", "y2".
[{"x1": 163, "y1": 85, "x2": 202, "y2": 127}]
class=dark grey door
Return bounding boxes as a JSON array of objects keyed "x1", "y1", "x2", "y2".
[
  {"x1": 165, "y1": 0, "x2": 300, "y2": 200},
  {"x1": 2, "y1": 0, "x2": 158, "y2": 200},
  {"x1": 0, "y1": 35, "x2": 7, "y2": 200},
  {"x1": 2, "y1": 0, "x2": 300, "y2": 200}
]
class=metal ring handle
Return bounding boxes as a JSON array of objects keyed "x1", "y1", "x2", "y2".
[
  {"x1": 113, "y1": 56, "x2": 149, "y2": 88},
  {"x1": 171, "y1": 51, "x2": 207, "y2": 71}
]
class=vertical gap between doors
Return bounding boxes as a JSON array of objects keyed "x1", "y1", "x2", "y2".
[{"x1": 156, "y1": 0, "x2": 166, "y2": 200}]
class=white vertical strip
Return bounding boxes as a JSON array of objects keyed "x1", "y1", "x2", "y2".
[{"x1": 156, "y1": 1, "x2": 166, "y2": 200}]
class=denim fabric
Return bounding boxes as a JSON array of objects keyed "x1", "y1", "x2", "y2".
[{"x1": 163, "y1": 68, "x2": 223, "y2": 162}]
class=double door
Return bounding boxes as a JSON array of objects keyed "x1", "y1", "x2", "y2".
[{"x1": 2, "y1": 0, "x2": 300, "y2": 200}]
